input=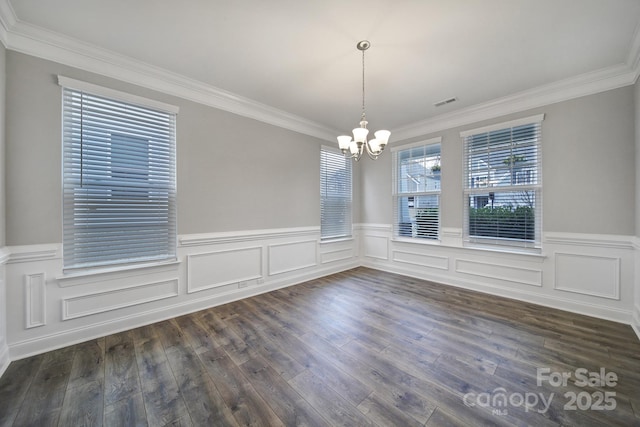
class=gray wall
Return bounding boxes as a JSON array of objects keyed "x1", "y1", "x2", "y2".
[
  {"x1": 4, "y1": 49, "x2": 637, "y2": 243},
  {"x1": 636, "y1": 77, "x2": 640, "y2": 239},
  {"x1": 5, "y1": 51, "x2": 327, "y2": 245},
  {"x1": 0, "y1": 43, "x2": 6, "y2": 370},
  {"x1": 0, "y1": 43, "x2": 5, "y2": 246},
  {"x1": 361, "y1": 87, "x2": 636, "y2": 236},
  {"x1": 635, "y1": 77, "x2": 640, "y2": 314}
]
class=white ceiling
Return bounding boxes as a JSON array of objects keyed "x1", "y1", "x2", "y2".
[{"x1": 4, "y1": 0, "x2": 640, "y2": 140}]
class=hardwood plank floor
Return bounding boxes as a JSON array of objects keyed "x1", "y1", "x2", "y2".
[{"x1": 1, "y1": 267, "x2": 639, "y2": 426}]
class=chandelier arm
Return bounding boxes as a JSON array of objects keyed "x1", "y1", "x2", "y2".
[
  {"x1": 343, "y1": 142, "x2": 364, "y2": 161},
  {"x1": 366, "y1": 151, "x2": 379, "y2": 161},
  {"x1": 345, "y1": 151, "x2": 361, "y2": 160},
  {"x1": 355, "y1": 143, "x2": 364, "y2": 161},
  {"x1": 364, "y1": 141, "x2": 381, "y2": 160}
]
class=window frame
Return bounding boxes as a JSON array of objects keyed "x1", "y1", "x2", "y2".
[
  {"x1": 59, "y1": 76, "x2": 179, "y2": 271},
  {"x1": 392, "y1": 137, "x2": 442, "y2": 242},
  {"x1": 461, "y1": 114, "x2": 544, "y2": 251},
  {"x1": 320, "y1": 145, "x2": 353, "y2": 241}
]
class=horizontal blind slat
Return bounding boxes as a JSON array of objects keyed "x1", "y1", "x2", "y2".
[
  {"x1": 463, "y1": 121, "x2": 542, "y2": 248},
  {"x1": 394, "y1": 142, "x2": 441, "y2": 240},
  {"x1": 320, "y1": 148, "x2": 352, "y2": 240},
  {"x1": 62, "y1": 86, "x2": 177, "y2": 270}
]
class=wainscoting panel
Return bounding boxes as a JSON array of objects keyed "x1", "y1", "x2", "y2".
[
  {"x1": 24, "y1": 273, "x2": 46, "y2": 328},
  {"x1": 633, "y1": 303, "x2": 640, "y2": 341},
  {"x1": 0, "y1": 258, "x2": 8, "y2": 378},
  {"x1": 187, "y1": 247, "x2": 262, "y2": 293},
  {"x1": 62, "y1": 279, "x2": 179, "y2": 320},
  {"x1": 321, "y1": 248, "x2": 354, "y2": 264},
  {"x1": 392, "y1": 249, "x2": 449, "y2": 271},
  {"x1": 456, "y1": 259, "x2": 543, "y2": 287},
  {"x1": 554, "y1": 253, "x2": 620, "y2": 299},
  {"x1": 363, "y1": 235, "x2": 389, "y2": 260},
  {"x1": 319, "y1": 238, "x2": 356, "y2": 265},
  {"x1": 268, "y1": 240, "x2": 317, "y2": 275}
]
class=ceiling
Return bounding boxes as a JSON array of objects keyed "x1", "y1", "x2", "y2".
[{"x1": 3, "y1": 0, "x2": 640, "y2": 141}]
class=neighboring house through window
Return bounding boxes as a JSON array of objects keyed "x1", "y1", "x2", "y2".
[
  {"x1": 60, "y1": 76, "x2": 178, "y2": 270},
  {"x1": 462, "y1": 114, "x2": 544, "y2": 250},
  {"x1": 320, "y1": 146, "x2": 352, "y2": 240},
  {"x1": 393, "y1": 138, "x2": 442, "y2": 240}
]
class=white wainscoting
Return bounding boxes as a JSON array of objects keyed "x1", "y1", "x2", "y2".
[
  {"x1": 633, "y1": 303, "x2": 640, "y2": 340},
  {"x1": 187, "y1": 247, "x2": 262, "y2": 293},
  {"x1": 62, "y1": 279, "x2": 179, "y2": 320},
  {"x1": 268, "y1": 240, "x2": 317, "y2": 275},
  {"x1": 633, "y1": 238, "x2": 640, "y2": 340},
  {"x1": 24, "y1": 273, "x2": 46, "y2": 328},
  {"x1": 359, "y1": 224, "x2": 636, "y2": 325},
  {"x1": 0, "y1": 251, "x2": 9, "y2": 378},
  {"x1": 1, "y1": 226, "x2": 639, "y2": 363},
  {"x1": 360, "y1": 225, "x2": 392, "y2": 260},
  {"x1": 363, "y1": 235, "x2": 388, "y2": 260},
  {"x1": 554, "y1": 253, "x2": 620, "y2": 299},
  {"x1": 392, "y1": 249, "x2": 449, "y2": 271},
  {"x1": 3, "y1": 227, "x2": 359, "y2": 360},
  {"x1": 320, "y1": 241, "x2": 354, "y2": 265},
  {"x1": 455, "y1": 258, "x2": 543, "y2": 287}
]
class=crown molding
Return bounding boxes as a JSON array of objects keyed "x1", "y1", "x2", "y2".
[
  {"x1": 0, "y1": 0, "x2": 15, "y2": 45},
  {"x1": 393, "y1": 21, "x2": 640, "y2": 142},
  {"x1": 627, "y1": 21, "x2": 640, "y2": 83},
  {"x1": 0, "y1": 0, "x2": 638, "y2": 144},
  {"x1": 391, "y1": 63, "x2": 637, "y2": 142},
  {"x1": 0, "y1": 2, "x2": 338, "y2": 142}
]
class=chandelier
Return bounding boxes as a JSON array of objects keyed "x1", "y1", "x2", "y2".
[{"x1": 337, "y1": 40, "x2": 390, "y2": 161}]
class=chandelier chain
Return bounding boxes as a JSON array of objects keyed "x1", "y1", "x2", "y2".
[
  {"x1": 337, "y1": 40, "x2": 389, "y2": 161},
  {"x1": 361, "y1": 47, "x2": 366, "y2": 121}
]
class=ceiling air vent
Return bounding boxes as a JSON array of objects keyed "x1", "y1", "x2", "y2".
[{"x1": 434, "y1": 97, "x2": 457, "y2": 107}]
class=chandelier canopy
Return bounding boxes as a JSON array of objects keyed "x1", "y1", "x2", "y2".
[{"x1": 337, "y1": 40, "x2": 390, "y2": 161}]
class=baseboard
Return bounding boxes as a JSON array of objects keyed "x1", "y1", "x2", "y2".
[
  {"x1": 0, "y1": 342, "x2": 9, "y2": 378},
  {"x1": 632, "y1": 304, "x2": 640, "y2": 340},
  {"x1": 363, "y1": 260, "x2": 633, "y2": 325},
  {"x1": 8, "y1": 260, "x2": 358, "y2": 360}
]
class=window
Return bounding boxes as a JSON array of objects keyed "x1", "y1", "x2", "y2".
[
  {"x1": 60, "y1": 76, "x2": 178, "y2": 270},
  {"x1": 462, "y1": 114, "x2": 543, "y2": 249},
  {"x1": 393, "y1": 138, "x2": 441, "y2": 240},
  {"x1": 320, "y1": 146, "x2": 352, "y2": 240}
]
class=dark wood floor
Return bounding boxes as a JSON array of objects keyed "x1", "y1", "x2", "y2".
[{"x1": 0, "y1": 267, "x2": 639, "y2": 426}]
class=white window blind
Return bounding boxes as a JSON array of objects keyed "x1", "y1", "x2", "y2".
[
  {"x1": 393, "y1": 139, "x2": 441, "y2": 240},
  {"x1": 462, "y1": 114, "x2": 543, "y2": 249},
  {"x1": 61, "y1": 80, "x2": 178, "y2": 270},
  {"x1": 320, "y1": 147, "x2": 352, "y2": 240}
]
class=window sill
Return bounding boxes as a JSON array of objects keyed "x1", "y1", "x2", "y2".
[
  {"x1": 391, "y1": 236, "x2": 546, "y2": 260},
  {"x1": 57, "y1": 259, "x2": 181, "y2": 287},
  {"x1": 392, "y1": 236, "x2": 441, "y2": 246},
  {"x1": 320, "y1": 236, "x2": 354, "y2": 245}
]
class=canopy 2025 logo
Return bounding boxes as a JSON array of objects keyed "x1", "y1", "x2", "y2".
[
  {"x1": 462, "y1": 367, "x2": 618, "y2": 416},
  {"x1": 537, "y1": 367, "x2": 617, "y2": 411}
]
